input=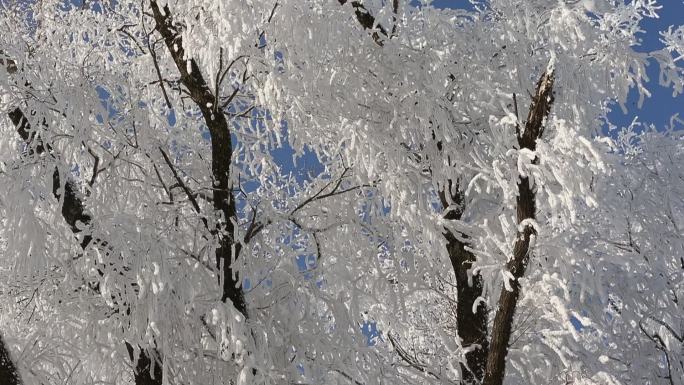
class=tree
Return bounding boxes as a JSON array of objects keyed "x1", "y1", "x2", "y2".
[
  {"x1": 262, "y1": 0, "x2": 683, "y2": 384},
  {"x1": 0, "y1": 1, "x2": 682, "y2": 385},
  {"x1": 1, "y1": 1, "x2": 376, "y2": 384}
]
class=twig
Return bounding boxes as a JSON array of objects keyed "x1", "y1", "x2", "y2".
[
  {"x1": 85, "y1": 145, "x2": 101, "y2": 186},
  {"x1": 333, "y1": 369, "x2": 365, "y2": 385},
  {"x1": 158, "y1": 147, "x2": 210, "y2": 232},
  {"x1": 117, "y1": 24, "x2": 147, "y2": 54},
  {"x1": 512, "y1": 92, "x2": 520, "y2": 135},
  {"x1": 151, "y1": 162, "x2": 172, "y2": 201},
  {"x1": 256, "y1": 2, "x2": 279, "y2": 48},
  {"x1": 290, "y1": 167, "x2": 350, "y2": 215},
  {"x1": 148, "y1": 40, "x2": 173, "y2": 109},
  {"x1": 387, "y1": 333, "x2": 442, "y2": 381}
]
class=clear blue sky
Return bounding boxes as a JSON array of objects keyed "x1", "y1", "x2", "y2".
[{"x1": 612, "y1": 0, "x2": 684, "y2": 130}]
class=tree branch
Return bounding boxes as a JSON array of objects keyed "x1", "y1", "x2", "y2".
[
  {"x1": 482, "y1": 68, "x2": 555, "y2": 385},
  {"x1": 148, "y1": 40, "x2": 173, "y2": 110},
  {"x1": 338, "y1": 0, "x2": 388, "y2": 46},
  {"x1": 4, "y1": 57, "x2": 162, "y2": 385}
]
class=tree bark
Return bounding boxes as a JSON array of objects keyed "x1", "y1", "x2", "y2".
[
  {"x1": 440, "y1": 185, "x2": 489, "y2": 384},
  {"x1": 149, "y1": 0, "x2": 247, "y2": 317},
  {"x1": 482, "y1": 69, "x2": 555, "y2": 385},
  {"x1": 0, "y1": 334, "x2": 22, "y2": 385}
]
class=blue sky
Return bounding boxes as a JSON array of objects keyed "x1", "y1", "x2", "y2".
[{"x1": 611, "y1": 0, "x2": 684, "y2": 130}]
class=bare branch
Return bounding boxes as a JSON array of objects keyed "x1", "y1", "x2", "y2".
[
  {"x1": 388, "y1": 333, "x2": 443, "y2": 381},
  {"x1": 148, "y1": 40, "x2": 173, "y2": 109},
  {"x1": 158, "y1": 147, "x2": 212, "y2": 234},
  {"x1": 85, "y1": 145, "x2": 101, "y2": 187}
]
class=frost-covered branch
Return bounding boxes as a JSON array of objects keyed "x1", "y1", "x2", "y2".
[{"x1": 483, "y1": 68, "x2": 555, "y2": 385}]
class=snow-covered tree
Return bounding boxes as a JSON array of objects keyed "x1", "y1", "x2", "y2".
[
  {"x1": 261, "y1": 1, "x2": 684, "y2": 384},
  {"x1": 0, "y1": 1, "x2": 682, "y2": 385}
]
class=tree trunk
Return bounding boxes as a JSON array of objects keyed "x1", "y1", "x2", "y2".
[
  {"x1": 0, "y1": 334, "x2": 22, "y2": 385},
  {"x1": 482, "y1": 69, "x2": 555, "y2": 385},
  {"x1": 440, "y1": 186, "x2": 489, "y2": 384},
  {"x1": 149, "y1": 1, "x2": 247, "y2": 317}
]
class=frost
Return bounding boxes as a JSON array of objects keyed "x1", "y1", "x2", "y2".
[
  {"x1": 472, "y1": 296, "x2": 486, "y2": 314},
  {"x1": 518, "y1": 218, "x2": 540, "y2": 233},
  {"x1": 502, "y1": 270, "x2": 516, "y2": 292}
]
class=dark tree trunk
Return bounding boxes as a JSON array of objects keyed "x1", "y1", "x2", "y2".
[
  {"x1": 149, "y1": 1, "x2": 247, "y2": 317},
  {"x1": 0, "y1": 334, "x2": 22, "y2": 385},
  {"x1": 440, "y1": 186, "x2": 489, "y2": 384},
  {"x1": 482, "y1": 69, "x2": 555, "y2": 385}
]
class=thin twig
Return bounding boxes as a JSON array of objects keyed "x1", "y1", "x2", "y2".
[
  {"x1": 256, "y1": 2, "x2": 279, "y2": 48},
  {"x1": 85, "y1": 145, "x2": 101, "y2": 186},
  {"x1": 290, "y1": 167, "x2": 350, "y2": 215},
  {"x1": 387, "y1": 333, "x2": 442, "y2": 381},
  {"x1": 148, "y1": 40, "x2": 173, "y2": 109},
  {"x1": 158, "y1": 147, "x2": 210, "y2": 232}
]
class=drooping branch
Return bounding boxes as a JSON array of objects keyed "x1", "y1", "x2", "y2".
[
  {"x1": 125, "y1": 343, "x2": 163, "y2": 385},
  {"x1": 6, "y1": 107, "x2": 163, "y2": 385},
  {"x1": 482, "y1": 68, "x2": 555, "y2": 385},
  {"x1": 8, "y1": 107, "x2": 94, "y2": 250}
]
